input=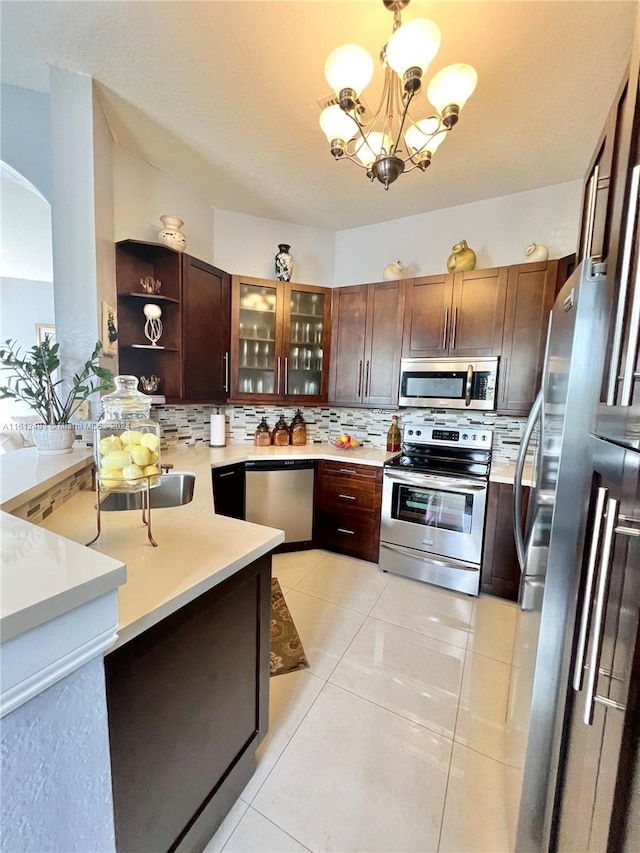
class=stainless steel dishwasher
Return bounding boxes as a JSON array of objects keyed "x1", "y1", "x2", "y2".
[{"x1": 245, "y1": 459, "x2": 315, "y2": 543}]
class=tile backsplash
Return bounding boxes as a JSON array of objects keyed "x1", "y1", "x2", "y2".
[{"x1": 151, "y1": 404, "x2": 527, "y2": 464}]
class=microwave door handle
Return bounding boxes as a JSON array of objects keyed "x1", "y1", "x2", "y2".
[
  {"x1": 514, "y1": 390, "x2": 543, "y2": 571},
  {"x1": 465, "y1": 364, "x2": 473, "y2": 406}
]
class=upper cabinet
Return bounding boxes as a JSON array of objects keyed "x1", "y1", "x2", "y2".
[
  {"x1": 115, "y1": 240, "x2": 231, "y2": 403},
  {"x1": 402, "y1": 267, "x2": 508, "y2": 359},
  {"x1": 182, "y1": 256, "x2": 231, "y2": 403},
  {"x1": 115, "y1": 240, "x2": 184, "y2": 400},
  {"x1": 328, "y1": 280, "x2": 405, "y2": 407},
  {"x1": 498, "y1": 259, "x2": 569, "y2": 415},
  {"x1": 230, "y1": 276, "x2": 331, "y2": 404}
]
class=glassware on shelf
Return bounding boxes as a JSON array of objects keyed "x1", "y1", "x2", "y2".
[
  {"x1": 310, "y1": 294, "x2": 319, "y2": 315},
  {"x1": 302, "y1": 322, "x2": 311, "y2": 343},
  {"x1": 314, "y1": 323, "x2": 323, "y2": 344},
  {"x1": 292, "y1": 347, "x2": 300, "y2": 369}
]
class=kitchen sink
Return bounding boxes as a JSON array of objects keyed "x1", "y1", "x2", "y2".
[{"x1": 99, "y1": 472, "x2": 196, "y2": 511}]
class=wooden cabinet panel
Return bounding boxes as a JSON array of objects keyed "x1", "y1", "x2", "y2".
[
  {"x1": 364, "y1": 281, "x2": 406, "y2": 406},
  {"x1": 481, "y1": 481, "x2": 529, "y2": 601},
  {"x1": 450, "y1": 267, "x2": 508, "y2": 357},
  {"x1": 498, "y1": 261, "x2": 560, "y2": 415},
  {"x1": 328, "y1": 286, "x2": 368, "y2": 405},
  {"x1": 211, "y1": 463, "x2": 246, "y2": 519},
  {"x1": 402, "y1": 274, "x2": 452, "y2": 357},
  {"x1": 105, "y1": 555, "x2": 271, "y2": 853},
  {"x1": 183, "y1": 257, "x2": 230, "y2": 402},
  {"x1": 314, "y1": 461, "x2": 382, "y2": 562}
]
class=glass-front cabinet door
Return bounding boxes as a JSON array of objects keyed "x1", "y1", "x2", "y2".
[
  {"x1": 285, "y1": 286, "x2": 329, "y2": 401},
  {"x1": 233, "y1": 280, "x2": 282, "y2": 401},
  {"x1": 231, "y1": 276, "x2": 331, "y2": 403}
]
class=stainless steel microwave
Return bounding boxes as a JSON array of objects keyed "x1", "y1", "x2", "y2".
[{"x1": 398, "y1": 357, "x2": 498, "y2": 410}]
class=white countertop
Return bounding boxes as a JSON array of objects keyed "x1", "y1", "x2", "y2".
[
  {"x1": 0, "y1": 447, "x2": 93, "y2": 513},
  {"x1": 205, "y1": 442, "x2": 398, "y2": 468},
  {"x1": 489, "y1": 460, "x2": 534, "y2": 487}
]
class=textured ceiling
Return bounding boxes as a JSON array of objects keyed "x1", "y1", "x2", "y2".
[{"x1": 1, "y1": 0, "x2": 637, "y2": 230}]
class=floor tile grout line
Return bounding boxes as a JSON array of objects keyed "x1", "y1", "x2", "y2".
[
  {"x1": 365, "y1": 611, "x2": 471, "y2": 651},
  {"x1": 225, "y1": 805, "x2": 312, "y2": 853},
  {"x1": 319, "y1": 609, "x2": 369, "y2": 682},
  {"x1": 284, "y1": 585, "x2": 384, "y2": 618}
]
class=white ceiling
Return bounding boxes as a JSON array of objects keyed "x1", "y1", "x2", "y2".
[{"x1": 1, "y1": 1, "x2": 636, "y2": 231}]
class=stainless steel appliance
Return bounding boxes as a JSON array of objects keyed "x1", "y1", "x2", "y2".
[
  {"x1": 510, "y1": 259, "x2": 610, "y2": 850},
  {"x1": 398, "y1": 356, "x2": 498, "y2": 410},
  {"x1": 245, "y1": 459, "x2": 314, "y2": 543},
  {"x1": 380, "y1": 423, "x2": 492, "y2": 595}
]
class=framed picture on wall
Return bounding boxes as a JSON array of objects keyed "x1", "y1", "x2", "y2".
[
  {"x1": 101, "y1": 301, "x2": 118, "y2": 357},
  {"x1": 35, "y1": 323, "x2": 56, "y2": 346}
]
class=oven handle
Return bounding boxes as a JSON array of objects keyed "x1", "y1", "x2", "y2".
[
  {"x1": 465, "y1": 364, "x2": 474, "y2": 407},
  {"x1": 383, "y1": 470, "x2": 487, "y2": 492},
  {"x1": 380, "y1": 542, "x2": 479, "y2": 572}
]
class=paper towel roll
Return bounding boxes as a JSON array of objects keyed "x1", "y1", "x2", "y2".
[{"x1": 210, "y1": 413, "x2": 226, "y2": 447}]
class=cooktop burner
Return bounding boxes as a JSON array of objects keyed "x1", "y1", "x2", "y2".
[{"x1": 386, "y1": 423, "x2": 493, "y2": 479}]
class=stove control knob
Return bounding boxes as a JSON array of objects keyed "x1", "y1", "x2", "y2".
[
  {"x1": 408, "y1": 429, "x2": 414, "y2": 436},
  {"x1": 416, "y1": 430, "x2": 422, "y2": 436},
  {"x1": 472, "y1": 434, "x2": 477, "y2": 440},
  {"x1": 462, "y1": 433, "x2": 468, "y2": 440}
]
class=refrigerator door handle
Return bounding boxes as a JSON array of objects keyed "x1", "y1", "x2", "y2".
[
  {"x1": 572, "y1": 486, "x2": 608, "y2": 692},
  {"x1": 513, "y1": 390, "x2": 543, "y2": 571},
  {"x1": 583, "y1": 497, "x2": 618, "y2": 726}
]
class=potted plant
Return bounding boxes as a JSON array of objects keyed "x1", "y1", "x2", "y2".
[{"x1": 0, "y1": 336, "x2": 114, "y2": 454}]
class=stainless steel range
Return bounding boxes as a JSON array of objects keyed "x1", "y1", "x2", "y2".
[{"x1": 379, "y1": 422, "x2": 493, "y2": 595}]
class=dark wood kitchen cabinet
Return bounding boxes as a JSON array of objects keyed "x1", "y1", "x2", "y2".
[
  {"x1": 481, "y1": 480, "x2": 529, "y2": 601},
  {"x1": 105, "y1": 554, "x2": 271, "y2": 853},
  {"x1": 314, "y1": 460, "x2": 383, "y2": 562},
  {"x1": 328, "y1": 280, "x2": 405, "y2": 406},
  {"x1": 403, "y1": 267, "x2": 508, "y2": 359},
  {"x1": 211, "y1": 462, "x2": 246, "y2": 520},
  {"x1": 115, "y1": 240, "x2": 231, "y2": 403},
  {"x1": 182, "y1": 256, "x2": 231, "y2": 402},
  {"x1": 497, "y1": 260, "x2": 561, "y2": 415}
]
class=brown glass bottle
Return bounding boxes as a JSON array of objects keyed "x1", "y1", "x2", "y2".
[
  {"x1": 254, "y1": 418, "x2": 271, "y2": 447},
  {"x1": 386, "y1": 415, "x2": 401, "y2": 452},
  {"x1": 290, "y1": 409, "x2": 307, "y2": 446},
  {"x1": 272, "y1": 415, "x2": 290, "y2": 446}
]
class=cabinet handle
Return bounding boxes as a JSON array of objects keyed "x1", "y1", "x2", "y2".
[
  {"x1": 276, "y1": 357, "x2": 281, "y2": 395},
  {"x1": 443, "y1": 307, "x2": 449, "y2": 350},
  {"x1": 357, "y1": 359, "x2": 363, "y2": 398},
  {"x1": 223, "y1": 351, "x2": 230, "y2": 393},
  {"x1": 500, "y1": 357, "x2": 509, "y2": 403},
  {"x1": 573, "y1": 486, "x2": 608, "y2": 692},
  {"x1": 607, "y1": 164, "x2": 640, "y2": 405},
  {"x1": 338, "y1": 493, "x2": 356, "y2": 500},
  {"x1": 451, "y1": 307, "x2": 458, "y2": 350},
  {"x1": 339, "y1": 468, "x2": 358, "y2": 475},
  {"x1": 365, "y1": 360, "x2": 370, "y2": 397},
  {"x1": 338, "y1": 527, "x2": 355, "y2": 535},
  {"x1": 584, "y1": 496, "x2": 618, "y2": 726},
  {"x1": 218, "y1": 470, "x2": 235, "y2": 478},
  {"x1": 584, "y1": 165, "x2": 600, "y2": 261},
  {"x1": 284, "y1": 356, "x2": 289, "y2": 395}
]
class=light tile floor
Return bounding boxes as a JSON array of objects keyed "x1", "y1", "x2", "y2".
[{"x1": 205, "y1": 550, "x2": 522, "y2": 853}]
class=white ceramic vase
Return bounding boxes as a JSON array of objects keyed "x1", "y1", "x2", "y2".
[
  {"x1": 524, "y1": 242, "x2": 549, "y2": 262},
  {"x1": 383, "y1": 261, "x2": 406, "y2": 280},
  {"x1": 157, "y1": 216, "x2": 187, "y2": 252},
  {"x1": 32, "y1": 424, "x2": 76, "y2": 455}
]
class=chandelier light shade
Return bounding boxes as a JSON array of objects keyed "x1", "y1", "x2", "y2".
[{"x1": 319, "y1": 0, "x2": 477, "y2": 189}]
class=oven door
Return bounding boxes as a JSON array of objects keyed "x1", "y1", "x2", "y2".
[{"x1": 381, "y1": 469, "x2": 487, "y2": 565}]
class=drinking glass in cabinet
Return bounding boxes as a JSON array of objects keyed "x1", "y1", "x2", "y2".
[
  {"x1": 314, "y1": 323, "x2": 323, "y2": 344},
  {"x1": 291, "y1": 347, "x2": 300, "y2": 369},
  {"x1": 302, "y1": 322, "x2": 311, "y2": 343},
  {"x1": 310, "y1": 294, "x2": 319, "y2": 315}
]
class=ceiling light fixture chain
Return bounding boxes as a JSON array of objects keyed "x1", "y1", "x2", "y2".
[{"x1": 319, "y1": 0, "x2": 477, "y2": 190}]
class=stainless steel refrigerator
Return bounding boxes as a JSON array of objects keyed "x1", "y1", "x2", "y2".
[{"x1": 510, "y1": 258, "x2": 611, "y2": 851}]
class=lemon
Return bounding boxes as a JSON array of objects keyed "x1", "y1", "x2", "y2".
[
  {"x1": 143, "y1": 464, "x2": 160, "y2": 485},
  {"x1": 122, "y1": 463, "x2": 144, "y2": 484},
  {"x1": 147, "y1": 450, "x2": 159, "y2": 465},
  {"x1": 120, "y1": 430, "x2": 144, "y2": 446},
  {"x1": 99, "y1": 435, "x2": 123, "y2": 456},
  {"x1": 129, "y1": 445, "x2": 152, "y2": 467},
  {"x1": 103, "y1": 450, "x2": 130, "y2": 470},
  {"x1": 99, "y1": 467, "x2": 124, "y2": 489},
  {"x1": 140, "y1": 433, "x2": 160, "y2": 452}
]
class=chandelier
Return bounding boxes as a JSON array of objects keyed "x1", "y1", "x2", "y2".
[{"x1": 319, "y1": 0, "x2": 477, "y2": 190}]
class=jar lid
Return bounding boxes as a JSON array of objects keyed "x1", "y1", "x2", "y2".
[{"x1": 101, "y1": 375, "x2": 151, "y2": 415}]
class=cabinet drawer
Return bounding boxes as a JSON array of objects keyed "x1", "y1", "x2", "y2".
[
  {"x1": 320, "y1": 460, "x2": 383, "y2": 484},
  {"x1": 316, "y1": 479, "x2": 378, "y2": 512},
  {"x1": 315, "y1": 508, "x2": 380, "y2": 563}
]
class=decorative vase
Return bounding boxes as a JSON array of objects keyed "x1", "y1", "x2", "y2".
[
  {"x1": 383, "y1": 260, "x2": 406, "y2": 280},
  {"x1": 447, "y1": 240, "x2": 477, "y2": 272},
  {"x1": 157, "y1": 216, "x2": 187, "y2": 252},
  {"x1": 32, "y1": 424, "x2": 76, "y2": 455},
  {"x1": 524, "y1": 242, "x2": 549, "y2": 263},
  {"x1": 275, "y1": 244, "x2": 293, "y2": 282}
]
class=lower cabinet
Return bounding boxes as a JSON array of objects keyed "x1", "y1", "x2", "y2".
[
  {"x1": 314, "y1": 460, "x2": 382, "y2": 562},
  {"x1": 481, "y1": 481, "x2": 529, "y2": 601},
  {"x1": 211, "y1": 463, "x2": 246, "y2": 519},
  {"x1": 104, "y1": 555, "x2": 271, "y2": 853}
]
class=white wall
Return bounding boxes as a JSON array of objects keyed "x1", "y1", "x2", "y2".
[
  {"x1": 213, "y1": 209, "x2": 335, "y2": 286},
  {"x1": 113, "y1": 145, "x2": 214, "y2": 264},
  {"x1": 0, "y1": 171, "x2": 53, "y2": 282},
  {"x1": 333, "y1": 181, "x2": 583, "y2": 286},
  {"x1": 0, "y1": 83, "x2": 51, "y2": 201}
]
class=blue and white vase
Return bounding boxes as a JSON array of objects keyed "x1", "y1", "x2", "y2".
[{"x1": 275, "y1": 244, "x2": 293, "y2": 282}]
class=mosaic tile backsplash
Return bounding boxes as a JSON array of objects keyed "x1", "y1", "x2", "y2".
[{"x1": 151, "y1": 404, "x2": 528, "y2": 464}]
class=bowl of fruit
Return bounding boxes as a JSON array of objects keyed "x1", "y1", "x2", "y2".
[{"x1": 330, "y1": 433, "x2": 362, "y2": 450}]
